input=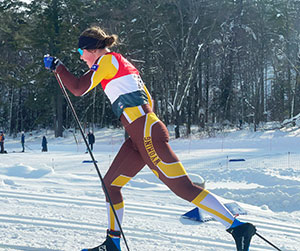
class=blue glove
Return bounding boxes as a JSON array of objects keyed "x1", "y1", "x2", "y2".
[{"x1": 44, "y1": 54, "x2": 62, "y2": 71}]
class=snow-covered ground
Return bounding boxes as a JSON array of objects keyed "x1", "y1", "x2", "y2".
[{"x1": 0, "y1": 126, "x2": 299, "y2": 251}]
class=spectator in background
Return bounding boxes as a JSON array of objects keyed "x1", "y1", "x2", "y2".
[
  {"x1": 42, "y1": 136, "x2": 48, "y2": 152},
  {"x1": 86, "y1": 131, "x2": 95, "y2": 153},
  {"x1": 21, "y1": 132, "x2": 25, "y2": 152},
  {"x1": 0, "y1": 131, "x2": 5, "y2": 153}
]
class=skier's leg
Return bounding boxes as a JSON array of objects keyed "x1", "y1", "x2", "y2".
[
  {"x1": 137, "y1": 113, "x2": 256, "y2": 250},
  {"x1": 101, "y1": 137, "x2": 145, "y2": 251},
  {"x1": 136, "y1": 113, "x2": 235, "y2": 227},
  {"x1": 82, "y1": 138, "x2": 146, "y2": 251},
  {"x1": 103, "y1": 137, "x2": 145, "y2": 231},
  {"x1": 151, "y1": 144, "x2": 235, "y2": 228}
]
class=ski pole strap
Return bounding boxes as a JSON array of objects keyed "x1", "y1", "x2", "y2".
[
  {"x1": 255, "y1": 232, "x2": 282, "y2": 251},
  {"x1": 107, "y1": 229, "x2": 121, "y2": 238}
]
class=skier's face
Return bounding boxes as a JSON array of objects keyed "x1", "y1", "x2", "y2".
[
  {"x1": 79, "y1": 49, "x2": 98, "y2": 68},
  {"x1": 79, "y1": 48, "x2": 108, "y2": 68}
]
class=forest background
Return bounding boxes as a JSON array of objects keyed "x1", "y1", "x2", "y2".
[{"x1": 1, "y1": 0, "x2": 300, "y2": 138}]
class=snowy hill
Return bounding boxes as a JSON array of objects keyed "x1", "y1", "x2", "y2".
[{"x1": 0, "y1": 127, "x2": 299, "y2": 251}]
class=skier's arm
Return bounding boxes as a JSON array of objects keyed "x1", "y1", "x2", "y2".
[
  {"x1": 143, "y1": 85, "x2": 154, "y2": 111},
  {"x1": 78, "y1": 54, "x2": 118, "y2": 95},
  {"x1": 55, "y1": 65, "x2": 93, "y2": 96},
  {"x1": 44, "y1": 55, "x2": 91, "y2": 96},
  {"x1": 45, "y1": 54, "x2": 118, "y2": 97}
]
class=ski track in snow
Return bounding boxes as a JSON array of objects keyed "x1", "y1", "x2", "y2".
[
  {"x1": 1, "y1": 187, "x2": 298, "y2": 251},
  {"x1": 0, "y1": 182, "x2": 298, "y2": 251},
  {"x1": 0, "y1": 128, "x2": 300, "y2": 251}
]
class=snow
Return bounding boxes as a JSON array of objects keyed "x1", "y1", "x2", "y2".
[{"x1": 0, "y1": 127, "x2": 299, "y2": 251}]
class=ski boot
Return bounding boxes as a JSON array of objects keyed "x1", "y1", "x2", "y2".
[
  {"x1": 227, "y1": 219, "x2": 256, "y2": 251},
  {"x1": 81, "y1": 229, "x2": 121, "y2": 251}
]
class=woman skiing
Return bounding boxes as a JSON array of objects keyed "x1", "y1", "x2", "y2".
[{"x1": 44, "y1": 26, "x2": 256, "y2": 251}]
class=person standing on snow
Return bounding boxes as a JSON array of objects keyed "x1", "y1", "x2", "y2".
[
  {"x1": 42, "y1": 136, "x2": 48, "y2": 152},
  {"x1": 86, "y1": 131, "x2": 95, "y2": 152},
  {"x1": 44, "y1": 26, "x2": 256, "y2": 251},
  {"x1": 0, "y1": 131, "x2": 5, "y2": 153},
  {"x1": 21, "y1": 132, "x2": 25, "y2": 152}
]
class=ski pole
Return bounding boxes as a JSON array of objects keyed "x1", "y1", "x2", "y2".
[
  {"x1": 25, "y1": 143, "x2": 38, "y2": 153},
  {"x1": 54, "y1": 73, "x2": 130, "y2": 251},
  {"x1": 25, "y1": 144, "x2": 33, "y2": 150},
  {"x1": 255, "y1": 232, "x2": 282, "y2": 251}
]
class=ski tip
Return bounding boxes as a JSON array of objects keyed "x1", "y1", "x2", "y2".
[{"x1": 81, "y1": 249, "x2": 88, "y2": 251}]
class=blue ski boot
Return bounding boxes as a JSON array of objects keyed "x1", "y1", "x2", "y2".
[
  {"x1": 81, "y1": 229, "x2": 121, "y2": 251},
  {"x1": 226, "y1": 219, "x2": 256, "y2": 251}
]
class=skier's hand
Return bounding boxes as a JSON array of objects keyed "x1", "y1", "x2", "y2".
[{"x1": 43, "y1": 55, "x2": 62, "y2": 71}]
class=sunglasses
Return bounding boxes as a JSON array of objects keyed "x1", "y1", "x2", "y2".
[{"x1": 78, "y1": 48, "x2": 83, "y2": 56}]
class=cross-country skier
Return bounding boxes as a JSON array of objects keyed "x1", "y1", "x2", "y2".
[{"x1": 44, "y1": 26, "x2": 256, "y2": 251}]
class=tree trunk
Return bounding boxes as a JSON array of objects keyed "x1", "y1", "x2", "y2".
[
  {"x1": 186, "y1": 96, "x2": 191, "y2": 136},
  {"x1": 8, "y1": 88, "x2": 14, "y2": 136},
  {"x1": 175, "y1": 110, "x2": 180, "y2": 139},
  {"x1": 55, "y1": 87, "x2": 63, "y2": 137}
]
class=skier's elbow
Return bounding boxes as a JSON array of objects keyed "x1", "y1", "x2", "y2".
[
  {"x1": 68, "y1": 85, "x2": 86, "y2": 96},
  {"x1": 72, "y1": 90, "x2": 83, "y2": 97}
]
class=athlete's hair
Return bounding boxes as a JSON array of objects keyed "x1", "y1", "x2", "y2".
[{"x1": 80, "y1": 26, "x2": 118, "y2": 49}]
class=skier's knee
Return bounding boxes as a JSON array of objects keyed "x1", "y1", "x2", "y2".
[{"x1": 103, "y1": 179, "x2": 121, "y2": 194}]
